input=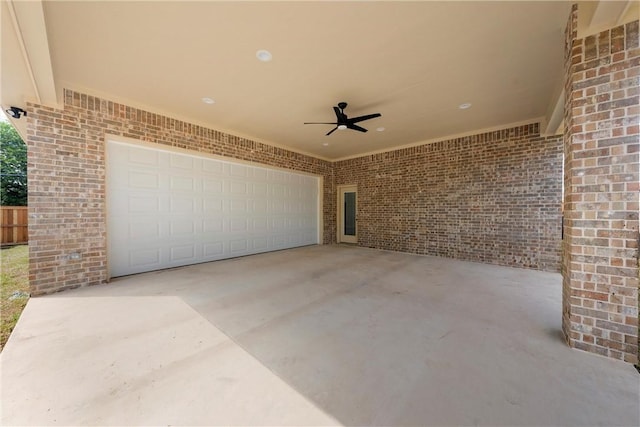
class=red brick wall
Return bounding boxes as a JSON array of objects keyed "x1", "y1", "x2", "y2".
[
  {"x1": 26, "y1": 89, "x2": 335, "y2": 295},
  {"x1": 335, "y1": 124, "x2": 563, "y2": 272},
  {"x1": 563, "y1": 5, "x2": 639, "y2": 363}
]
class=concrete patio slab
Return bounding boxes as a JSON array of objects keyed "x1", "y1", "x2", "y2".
[
  {"x1": 1, "y1": 245, "x2": 638, "y2": 426},
  {"x1": 1, "y1": 296, "x2": 337, "y2": 425}
]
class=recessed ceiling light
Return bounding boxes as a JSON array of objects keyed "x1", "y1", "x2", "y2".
[
  {"x1": 376, "y1": 127, "x2": 385, "y2": 132},
  {"x1": 256, "y1": 49, "x2": 272, "y2": 62},
  {"x1": 322, "y1": 142, "x2": 329, "y2": 146},
  {"x1": 458, "y1": 103, "x2": 472, "y2": 110},
  {"x1": 202, "y1": 97, "x2": 215, "y2": 104}
]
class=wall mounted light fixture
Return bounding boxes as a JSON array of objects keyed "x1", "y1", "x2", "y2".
[{"x1": 5, "y1": 106, "x2": 26, "y2": 119}]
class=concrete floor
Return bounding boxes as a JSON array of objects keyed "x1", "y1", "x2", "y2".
[{"x1": 1, "y1": 245, "x2": 638, "y2": 426}]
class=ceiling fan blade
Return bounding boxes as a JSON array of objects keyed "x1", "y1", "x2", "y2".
[
  {"x1": 348, "y1": 113, "x2": 382, "y2": 124},
  {"x1": 348, "y1": 124, "x2": 368, "y2": 133},
  {"x1": 304, "y1": 122, "x2": 338, "y2": 125},
  {"x1": 326, "y1": 127, "x2": 339, "y2": 136}
]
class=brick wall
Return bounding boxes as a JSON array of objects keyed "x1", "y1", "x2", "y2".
[
  {"x1": 562, "y1": 5, "x2": 639, "y2": 364},
  {"x1": 26, "y1": 89, "x2": 335, "y2": 295},
  {"x1": 334, "y1": 123, "x2": 563, "y2": 272}
]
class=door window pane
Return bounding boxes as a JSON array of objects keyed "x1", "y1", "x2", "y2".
[{"x1": 344, "y1": 192, "x2": 356, "y2": 236}]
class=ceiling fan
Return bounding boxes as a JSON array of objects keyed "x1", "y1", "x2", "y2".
[{"x1": 304, "y1": 102, "x2": 382, "y2": 136}]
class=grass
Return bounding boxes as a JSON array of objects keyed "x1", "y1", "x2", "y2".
[{"x1": 1, "y1": 245, "x2": 29, "y2": 351}]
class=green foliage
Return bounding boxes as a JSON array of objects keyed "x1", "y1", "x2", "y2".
[
  {"x1": 0, "y1": 122, "x2": 27, "y2": 206},
  {"x1": 0, "y1": 245, "x2": 29, "y2": 351}
]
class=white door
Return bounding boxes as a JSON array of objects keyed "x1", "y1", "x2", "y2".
[
  {"x1": 338, "y1": 185, "x2": 357, "y2": 244},
  {"x1": 107, "y1": 140, "x2": 320, "y2": 277}
]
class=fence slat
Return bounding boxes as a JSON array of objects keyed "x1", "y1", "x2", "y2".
[{"x1": 1, "y1": 206, "x2": 28, "y2": 245}]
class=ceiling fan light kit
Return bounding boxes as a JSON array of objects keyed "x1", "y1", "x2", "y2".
[{"x1": 304, "y1": 102, "x2": 381, "y2": 136}]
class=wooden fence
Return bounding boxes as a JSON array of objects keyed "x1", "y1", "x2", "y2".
[{"x1": 1, "y1": 206, "x2": 28, "y2": 245}]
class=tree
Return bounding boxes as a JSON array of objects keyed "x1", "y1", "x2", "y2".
[{"x1": 0, "y1": 122, "x2": 27, "y2": 206}]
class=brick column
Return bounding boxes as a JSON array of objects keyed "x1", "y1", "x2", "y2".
[{"x1": 563, "y1": 5, "x2": 639, "y2": 364}]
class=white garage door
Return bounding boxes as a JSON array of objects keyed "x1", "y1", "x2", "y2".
[{"x1": 107, "y1": 140, "x2": 320, "y2": 277}]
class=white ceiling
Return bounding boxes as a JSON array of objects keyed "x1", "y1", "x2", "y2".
[{"x1": 2, "y1": 1, "x2": 637, "y2": 160}]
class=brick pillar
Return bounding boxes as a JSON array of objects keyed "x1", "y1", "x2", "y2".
[{"x1": 563, "y1": 5, "x2": 639, "y2": 364}]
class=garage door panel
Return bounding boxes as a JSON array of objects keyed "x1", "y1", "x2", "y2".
[
  {"x1": 229, "y1": 199, "x2": 247, "y2": 213},
  {"x1": 170, "y1": 154, "x2": 194, "y2": 169},
  {"x1": 170, "y1": 197, "x2": 195, "y2": 214},
  {"x1": 252, "y1": 218, "x2": 269, "y2": 232},
  {"x1": 170, "y1": 245, "x2": 196, "y2": 262},
  {"x1": 253, "y1": 237, "x2": 269, "y2": 251},
  {"x1": 203, "y1": 178, "x2": 224, "y2": 193},
  {"x1": 271, "y1": 184, "x2": 286, "y2": 197},
  {"x1": 126, "y1": 194, "x2": 160, "y2": 213},
  {"x1": 273, "y1": 237, "x2": 288, "y2": 249},
  {"x1": 128, "y1": 146, "x2": 160, "y2": 166},
  {"x1": 288, "y1": 234, "x2": 301, "y2": 246},
  {"x1": 129, "y1": 248, "x2": 162, "y2": 268},
  {"x1": 272, "y1": 217, "x2": 286, "y2": 229},
  {"x1": 203, "y1": 242, "x2": 225, "y2": 258},
  {"x1": 229, "y1": 180, "x2": 248, "y2": 195},
  {"x1": 271, "y1": 170, "x2": 287, "y2": 182},
  {"x1": 204, "y1": 198, "x2": 224, "y2": 212},
  {"x1": 252, "y1": 182, "x2": 269, "y2": 196},
  {"x1": 230, "y1": 239, "x2": 248, "y2": 253},
  {"x1": 252, "y1": 168, "x2": 268, "y2": 181},
  {"x1": 252, "y1": 199, "x2": 269, "y2": 214},
  {"x1": 271, "y1": 199, "x2": 285, "y2": 213},
  {"x1": 107, "y1": 140, "x2": 320, "y2": 277},
  {"x1": 170, "y1": 220, "x2": 196, "y2": 237},
  {"x1": 170, "y1": 176, "x2": 195, "y2": 191},
  {"x1": 229, "y1": 164, "x2": 248, "y2": 177},
  {"x1": 202, "y1": 159, "x2": 224, "y2": 174},
  {"x1": 128, "y1": 170, "x2": 160, "y2": 189},
  {"x1": 130, "y1": 222, "x2": 161, "y2": 240},
  {"x1": 108, "y1": 225, "x2": 131, "y2": 243},
  {"x1": 203, "y1": 218, "x2": 224, "y2": 233}
]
